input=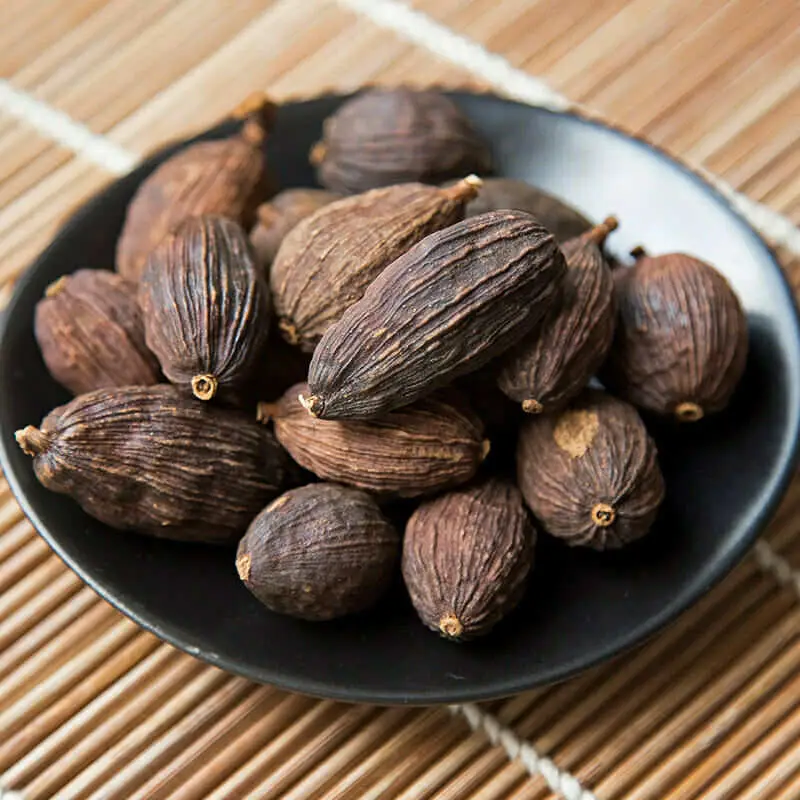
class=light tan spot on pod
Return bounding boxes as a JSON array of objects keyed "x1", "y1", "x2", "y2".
[
  {"x1": 267, "y1": 495, "x2": 291, "y2": 513},
  {"x1": 236, "y1": 553, "x2": 252, "y2": 582},
  {"x1": 553, "y1": 410, "x2": 599, "y2": 458}
]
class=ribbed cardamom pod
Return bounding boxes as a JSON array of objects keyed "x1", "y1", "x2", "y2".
[
  {"x1": 498, "y1": 218, "x2": 618, "y2": 415},
  {"x1": 604, "y1": 250, "x2": 748, "y2": 422},
  {"x1": 259, "y1": 384, "x2": 489, "y2": 498},
  {"x1": 304, "y1": 210, "x2": 566, "y2": 420},
  {"x1": 516, "y1": 390, "x2": 664, "y2": 549},
  {"x1": 116, "y1": 95, "x2": 276, "y2": 281},
  {"x1": 249, "y1": 188, "x2": 340, "y2": 270},
  {"x1": 402, "y1": 479, "x2": 534, "y2": 640},
  {"x1": 34, "y1": 269, "x2": 160, "y2": 395},
  {"x1": 310, "y1": 88, "x2": 492, "y2": 194},
  {"x1": 236, "y1": 484, "x2": 400, "y2": 621},
  {"x1": 448, "y1": 177, "x2": 593, "y2": 242},
  {"x1": 138, "y1": 216, "x2": 270, "y2": 404},
  {"x1": 270, "y1": 178, "x2": 481, "y2": 352},
  {"x1": 15, "y1": 385, "x2": 287, "y2": 543}
]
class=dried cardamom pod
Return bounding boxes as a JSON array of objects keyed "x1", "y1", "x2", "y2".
[
  {"x1": 249, "y1": 188, "x2": 340, "y2": 270},
  {"x1": 259, "y1": 384, "x2": 489, "y2": 498},
  {"x1": 270, "y1": 178, "x2": 481, "y2": 351},
  {"x1": 236, "y1": 483, "x2": 399, "y2": 621},
  {"x1": 447, "y1": 177, "x2": 593, "y2": 241},
  {"x1": 116, "y1": 95, "x2": 276, "y2": 281},
  {"x1": 15, "y1": 385, "x2": 286, "y2": 543},
  {"x1": 402, "y1": 479, "x2": 534, "y2": 640},
  {"x1": 34, "y1": 269, "x2": 160, "y2": 395},
  {"x1": 517, "y1": 390, "x2": 664, "y2": 549},
  {"x1": 498, "y1": 218, "x2": 618, "y2": 415},
  {"x1": 604, "y1": 250, "x2": 748, "y2": 422},
  {"x1": 311, "y1": 88, "x2": 492, "y2": 194},
  {"x1": 139, "y1": 216, "x2": 270, "y2": 404},
  {"x1": 304, "y1": 210, "x2": 566, "y2": 420}
]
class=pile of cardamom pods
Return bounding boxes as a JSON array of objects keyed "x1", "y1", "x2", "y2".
[{"x1": 17, "y1": 88, "x2": 748, "y2": 640}]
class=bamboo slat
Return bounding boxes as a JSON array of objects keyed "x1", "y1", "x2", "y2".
[{"x1": 0, "y1": 1, "x2": 798, "y2": 798}]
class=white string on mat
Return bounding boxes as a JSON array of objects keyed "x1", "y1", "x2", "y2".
[
  {"x1": 753, "y1": 540, "x2": 800, "y2": 599},
  {"x1": 335, "y1": 0, "x2": 800, "y2": 257},
  {"x1": 0, "y1": 80, "x2": 137, "y2": 175},
  {"x1": 451, "y1": 704, "x2": 599, "y2": 800}
]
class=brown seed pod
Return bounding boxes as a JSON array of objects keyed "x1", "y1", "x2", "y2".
[
  {"x1": 236, "y1": 483, "x2": 399, "y2": 621},
  {"x1": 270, "y1": 178, "x2": 481, "y2": 352},
  {"x1": 34, "y1": 269, "x2": 160, "y2": 395},
  {"x1": 498, "y1": 218, "x2": 618, "y2": 415},
  {"x1": 305, "y1": 210, "x2": 566, "y2": 420},
  {"x1": 402, "y1": 479, "x2": 534, "y2": 640},
  {"x1": 138, "y1": 216, "x2": 270, "y2": 404},
  {"x1": 311, "y1": 88, "x2": 492, "y2": 194},
  {"x1": 249, "y1": 188, "x2": 341, "y2": 270},
  {"x1": 260, "y1": 384, "x2": 489, "y2": 498},
  {"x1": 15, "y1": 385, "x2": 287, "y2": 543},
  {"x1": 516, "y1": 390, "x2": 664, "y2": 549},
  {"x1": 449, "y1": 177, "x2": 593, "y2": 241},
  {"x1": 116, "y1": 96, "x2": 276, "y2": 281},
  {"x1": 604, "y1": 251, "x2": 748, "y2": 422}
]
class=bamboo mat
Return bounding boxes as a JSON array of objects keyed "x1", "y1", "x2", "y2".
[{"x1": 0, "y1": 1, "x2": 799, "y2": 798}]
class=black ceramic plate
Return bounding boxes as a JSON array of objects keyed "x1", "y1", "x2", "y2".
[{"x1": 2, "y1": 93, "x2": 799, "y2": 704}]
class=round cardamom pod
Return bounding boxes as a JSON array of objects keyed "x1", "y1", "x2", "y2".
[
  {"x1": 516, "y1": 390, "x2": 664, "y2": 549},
  {"x1": 236, "y1": 484, "x2": 399, "y2": 621},
  {"x1": 311, "y1": 88, "x2": 492, "y2": 194},
  {"x1": 139, "y1": 215, "x2": 270, "y2": 404},
  {"x1": 15, "y1": 385, "x2": 287, "y2": 543},
  {"x1": 497, "y1": 218, "x2": 618, "y2": 415},
  {"x1": 34, "y1": 269, "x2": 160, "y2": 395},
  {"x1": 270, "y1": 178, "x2": 481, "y2": 352},
  {"x1": 305, "y1": 210, "x2": 566, "y2": 420},
  {"x1": 249, "y1": 188, "x2": 341, "y2": 270},
  {"x1": 116, "y1": 96, "x2": 276, "y2": 281},
  {"x1": 402, "y1": 479, "x2": 534, "y2": 640},
  {"x1": 260, "y1": 384, "x2": 490, "y2": 498},
  {"x1": 448, "y1": 177, "x2": 593, "y2": 242},
  {"x1": 604, "y1": 251, "x2": 748, "y2": 422}
]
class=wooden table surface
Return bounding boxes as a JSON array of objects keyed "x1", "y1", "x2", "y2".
[{"x1": 0, "y1": 2, "x2": 798, "y2": 798}]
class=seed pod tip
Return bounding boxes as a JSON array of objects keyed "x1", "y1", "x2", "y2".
[
  {"x1": 44, "y1": 275, "x2": 68, "y2": 298},
  {"x1": 233, "y1": 92, "x2": 277, "y2": 144},
  {"x1": 309, "y1": 141, "x2": 327, "y2": 166},
  {"x1": 522, "y1": 398, "x2": 543, "y2": 415},
  {"x1": 298, "y1": 393, "x2": 324, "y2": 418},
  {"x1": 191, "y1": 374, "x2": 219, "y2": 401},
  {"x1": 675, "y1": 401, "x2": 704, "y2": 423},
  {"x1": 591, "y1": 502, "x2": 616, "y2": 527},
  {"x1": 439, "y1": 614, "x2": 464, "y2": 640},
  {"x1": 256, "y1": 401, "x2": 279, "y2": 424},
  {"x1": 15, "y1": 425, "x2": 50, "y2": 457}
]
